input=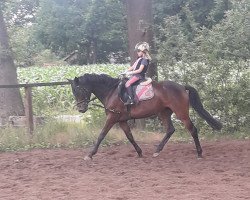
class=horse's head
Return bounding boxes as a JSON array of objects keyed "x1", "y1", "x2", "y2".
[{"x1": 68, "y1": 77, "x2": 91, "y2": 113}]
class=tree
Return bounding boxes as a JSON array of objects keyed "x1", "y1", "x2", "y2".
[
  {"x1": 156, "y1": 0, "x2": 249, "y2": 132},
  {"x1": 4, "y1": 0, "x2": 39, "y2": 28},
  {"x1": 34, "y1": 0, "x2": 127, "y2": 64},
  {"x1": 125, "y1": 0, "x2": 157, "y2": 80},
  {"x1": 124, "y1": 0, "x2": 157, "y2": 128},
  {"x1": 0, "y1": 5, "x2": 24, "y2": 124},
  {"x1": 3, "y1": 0, "x2": 41, "y2": 67}
]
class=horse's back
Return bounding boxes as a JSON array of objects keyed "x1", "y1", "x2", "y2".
[
  {"x1": 154, "y1": 80, "x2": 186, "y2": 96},
  {"x1": 153, "y1": 80, "x2": 190, "y2": 119}
]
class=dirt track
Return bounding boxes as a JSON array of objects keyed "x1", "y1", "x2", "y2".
[{"x1": 0, "y1": 139, "x2": 249, "y2": 200}]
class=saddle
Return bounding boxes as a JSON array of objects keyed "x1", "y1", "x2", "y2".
[{"x1": 118, "y1": 78, "x2": 154, "y2": 104}]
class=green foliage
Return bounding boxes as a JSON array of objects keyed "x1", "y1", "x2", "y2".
[
  {"x1": 33, "y1": 49, "x2": 64, "y2": 66},
  {"x1": 156, "y1": 15, "x2": 198, "y2": 66},
  {"x1": 153, "y1": 0, "x2": 224, "y2": 35},
  {"x1": 156, "y1": 0, "x2": 249, "y2": 133},
  {"x1": 2, "y1": 0, "x2": 248, "y2": 135},
  {"x1": 17, "y1": 64, "x2": 126, "y2": 118},
  {"x1": 1, "y1": 120, "x2": 247, "y2": 152},
  {"x1": 198, "y1": 1, "x2": 250, "y2": 61},
  {"x1": 209, "y1": 0, "x2": 231, "y2": 26},
  {"x1": 3, "y1": 0, "x2": 43, "y2": 67},
  {"x1": 4, "y1": 0, "x2": 233, "y2": 66},
  {"x1": 33, "y1": 0, "x2": 127, "y2": 64},
  {"x1": 0, "y1": 121, "x2": 126, "y2": 152},
  {"x1": 9, "y1": 26, "x2": 43, "y2": 67},
  {"x1": 3, "y1": 0, "x2": 39, "y2": 27},
  {"x1": 0, "y1": 64, "x2": 129, "y2": 152}
]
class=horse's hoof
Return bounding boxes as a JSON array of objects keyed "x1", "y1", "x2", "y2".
[
  {"x1": 153, "y1": 152, "x2": 160, "y2": 158},
  {"x1": 84, "y1": 156, "x2": 92, "y2": 161},
  {"x1": 197, "y1": 155, "x2": 203, "y2": 160}
]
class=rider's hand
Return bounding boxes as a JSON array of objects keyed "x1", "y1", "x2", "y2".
[
  {"x1": 119, "y1": 71, "x2": 127, "y2": 75},
  {"x1": 126, "y1": 71, "x2": 134, "y2": 75}
]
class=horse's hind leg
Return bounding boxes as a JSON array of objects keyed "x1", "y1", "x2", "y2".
[
  {"x1": 153, "y1": 109, "x2": 175, "y2": 157},
  {"x1": 182, "y1": 117, "x2": 202, "y2": 158},
  {"x1": 119, "y1": 121, "x2": 142, "y2": 157}
]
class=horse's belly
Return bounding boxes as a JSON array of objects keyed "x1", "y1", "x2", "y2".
[{"x1": 131, "y1": 100, "x2": 163, "y2": 118}]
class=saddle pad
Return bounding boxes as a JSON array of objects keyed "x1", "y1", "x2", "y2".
[
  {"x1": 135, "y1": 84, "x2": 154, "y2": 101},
  {"x1": 139, "y1": 78, "x2": 152, "y2": 86}
]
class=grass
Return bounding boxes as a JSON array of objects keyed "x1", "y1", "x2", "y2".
[
  {"x1": 0, "y1": 119, "x2": 249, "y2": 152},
  {"x1": 0, "y1": 120, "x2": 128, "y2": 152}
]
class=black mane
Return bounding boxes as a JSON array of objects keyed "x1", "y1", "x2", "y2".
[{"x1": 79, "y1": 73, "x2": 120, "y2": 92}]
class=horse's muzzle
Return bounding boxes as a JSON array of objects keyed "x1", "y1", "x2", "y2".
[
  {"x1": 78, "y1": 107, "x2": 87, "y2": 113},
  {"x1": 77, "y1": 103, "x2": 88, "y2": 113}
]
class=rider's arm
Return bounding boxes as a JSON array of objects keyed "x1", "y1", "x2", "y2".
[
  {"x1": 128, "y1": 65, "x2": 145, "y2": 75},
  {"x1": 127, "y1": 66, "x2": 134, "y2": 71}
]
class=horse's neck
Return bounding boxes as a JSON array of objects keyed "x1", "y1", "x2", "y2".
[
  {"x1": 91, "y1": 85, "x2": 105, "y2": 104},
  {"x1": 91, "y1": 83, "x2": 117, "y2": 105}
]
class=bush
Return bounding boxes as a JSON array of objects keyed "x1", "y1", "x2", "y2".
[
  {"x1": 17, "y1": 64, "x2": 126, "y2": 121},
  {"x1": 156, "y1": 1, "x2": 249, "y2": 133}
]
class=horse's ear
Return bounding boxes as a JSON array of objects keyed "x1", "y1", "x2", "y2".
[{"x1": 74, "y1": 77, "x2": 79, "y2": 85}]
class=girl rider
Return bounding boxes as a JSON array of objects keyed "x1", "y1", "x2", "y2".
[{"x1": 124, "y1": 42, "x2": 152, "y2": 105}]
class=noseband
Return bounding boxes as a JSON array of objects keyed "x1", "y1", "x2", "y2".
[
  {"x1": 74, "y1": 79, "x2": 121, "y2": 114},
  {"x1": 74, "y1": 86, "x2": 94, "y2": 108},
  {"x1": 75, "y1": 96, "x2": 97, "y2": 107}
]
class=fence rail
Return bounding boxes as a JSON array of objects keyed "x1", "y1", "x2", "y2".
[
  {"x1": 0, "y1": 81, "x2": 70, "y2": 88},
  {"x1": 0, "y1": 81, "x2": 71, "y2": 134}
]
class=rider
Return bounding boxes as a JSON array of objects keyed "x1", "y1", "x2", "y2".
[{"x1": 124, "y1": 42, "x2": 152, "y2": 105}]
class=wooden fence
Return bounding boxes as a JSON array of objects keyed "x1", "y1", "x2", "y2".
[{"x1": 0, "y1": 81, "x2": 70, "y2": 134}]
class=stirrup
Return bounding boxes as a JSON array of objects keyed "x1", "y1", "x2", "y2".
[{"x1": 124, "y1": 99, "x2": 134, "y2": 105}]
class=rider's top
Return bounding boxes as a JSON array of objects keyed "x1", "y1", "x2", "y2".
[{"x1": 133, "y1": 58, "x2": 149, "y2": 79}]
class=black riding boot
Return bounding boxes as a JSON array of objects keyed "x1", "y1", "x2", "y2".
[{"x1": 124, "y1": 86, "x2": 134, "y2": 105}]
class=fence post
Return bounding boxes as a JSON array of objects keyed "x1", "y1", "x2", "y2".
[{"x1": 24, "y1": 86, "x2": 34, "y2": 135}]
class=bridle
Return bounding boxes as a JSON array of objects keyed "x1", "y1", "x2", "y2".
[
  {"x1": 74, "y1": 80, "x2": 121, "y2": 114},
  {"x1": 74, "y1": 85, "x2": 94, "y2": 107},
  {"x1": 75, "y1": 96, "x2": 97, "y2": 107}
]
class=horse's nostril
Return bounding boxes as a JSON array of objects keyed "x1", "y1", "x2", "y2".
[{"x1": 78, "y1": 107, "x2": 87, "y2": 113}]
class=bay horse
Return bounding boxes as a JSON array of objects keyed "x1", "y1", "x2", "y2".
[{"x1": 68, "y1": 73, "x2": 222, "y2": 160}]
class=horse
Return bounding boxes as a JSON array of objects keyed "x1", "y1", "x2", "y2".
[{"x1": 68, "y1": 73, "x2": 222, "y2": 160}]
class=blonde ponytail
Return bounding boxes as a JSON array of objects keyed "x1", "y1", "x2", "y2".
[{"x1": 143, "y1": 50, "x2": 152, "y2": 61}]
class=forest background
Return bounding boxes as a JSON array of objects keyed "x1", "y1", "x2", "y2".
[{"x1": 0, "y1": 0, "x2": 249, "y2": 139}]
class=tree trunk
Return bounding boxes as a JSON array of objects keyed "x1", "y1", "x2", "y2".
[
  {"x1": 87, "y1": 39, "x2": 97, "y2": 64},
  {"x1": 0, "y1": 7, "x2": 24, "y2": 125},
  {"x1": 125, "y1": 0, "x2": 157, "y2": 128},
  {"x1": 125, "y1": 0, "x2": 157, "y2": 80}
]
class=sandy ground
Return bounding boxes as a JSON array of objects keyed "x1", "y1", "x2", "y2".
[{"x1": 0, "y1": 139, "x2": 249, "y2": 200}]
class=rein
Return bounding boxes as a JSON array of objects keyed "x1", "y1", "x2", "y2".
[
  {"x1": 91, "y1": 103, "x2": 121, "y2": 114},
  {"x1": 75, "y1": 79, "x2": 121, "y2": 114},
  {"x1": 89, "y1": 80, "x2": 121, "y2": 114},
  {"x1": 75, "y1": 96, "x2": 97, "y2": 107}
]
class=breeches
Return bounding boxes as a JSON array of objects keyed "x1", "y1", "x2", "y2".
[{"x1": 125, "y1": 76, "x2": 140, "y2": 88}]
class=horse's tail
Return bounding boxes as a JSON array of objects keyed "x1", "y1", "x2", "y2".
[{"x1": 185, "y1": 85, "x2": 222, "y2": 130}]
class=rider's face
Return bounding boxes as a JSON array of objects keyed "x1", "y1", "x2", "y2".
[{"x1": 137, "y1": 50, "x2": 143, "y2": 57}]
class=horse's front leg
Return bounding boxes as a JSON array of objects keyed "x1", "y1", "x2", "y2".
[
  {"x1": 119, "y1": 121, "x2": 142, "y2": 157},
  {"x1": 84, "y1": 115, "x2": 116, "y2": 160}
]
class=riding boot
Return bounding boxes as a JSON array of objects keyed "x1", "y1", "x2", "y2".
[{"x1": 124, "y1": 86, "x2": 134, "y2": 105}]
